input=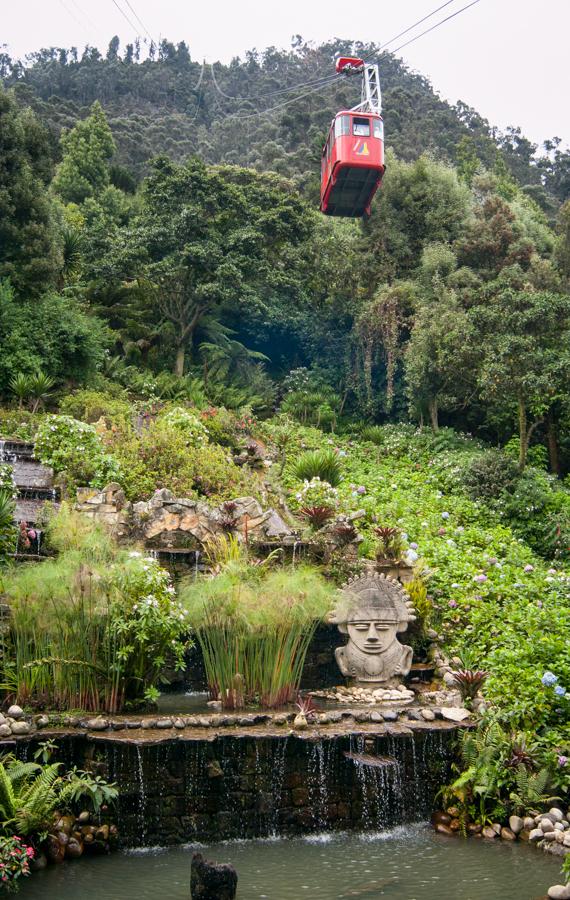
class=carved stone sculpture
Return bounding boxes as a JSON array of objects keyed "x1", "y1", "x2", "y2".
[{"x1": 330, "y1": 572, "x2": 416, "y2": 685}]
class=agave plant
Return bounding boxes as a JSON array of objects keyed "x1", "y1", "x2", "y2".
[
  {"x1": 298, "y1": 505, "x2": 335, "y2": 529},
  {"x1": 374, "y1": 525, "x2": 404, "y2": 562},
  {"x1": 451, "y1": 668, "x2": 489, "y2": 703}
]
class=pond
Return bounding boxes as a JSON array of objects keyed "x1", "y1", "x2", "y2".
[{"x1": 19, "y1": 824, "x2": 560, "y2": 899}]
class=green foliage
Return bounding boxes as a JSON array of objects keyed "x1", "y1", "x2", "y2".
[
  {"x1": 0, "y1": 507, "x2": 189, "y2": 711},
  {"x1": 59, "y1": 389, "x2": 133, "y2": 432},
  {"x1": 112, "y1": 419, "x2": 255, "y2": 502},
  {"x1": 0, "y1": 281, "x2": 107, "y2": 396},
  {"x1": 180, "y1": 552, "x2": 335, "y2": 708},
  {"x1": 360, "y1": 425, "x2": 385, "y2": 445},
  {"x1": 35, "y1": 415, "x2": 121, "y2": 493},
  {"x1": 461, "y1": 450, "x2": 520, "y2": 502},
  {"x1": 0, "y1": 87, "x2": 60, "y2": 296},
  {"x1": 0, "y1": 489, "x2": 17, "y2": 567},
  {"x1": 291, "y1": 449, "x2": 342, "y2": 487},
  {"x1": 52, "y1": 101, "x2": 116, "y2": 204},
  {"x1": 159, "y1": 406, "x2": 209, "y2": 447}
]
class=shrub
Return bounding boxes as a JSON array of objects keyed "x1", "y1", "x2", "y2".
[
  {"x1": 360, "y1": 425, "x2": 384, "y2": 445},
  {"x1": 0, "y1": 509, "x2": 189, "y2": 712},
  {"x1": 160, "y1": 406, "x2": 209, "y2": 447},
  {"x1": 0, "y1": 489, "x2": 17, "y2": 568},
  {"x1": 199, "y1": 407, "x2": 240, "y2": 447},
  {"x1": 59, "y1": 389, "x2": 133, "y2": 433},
  {"x1": 0, "y1": 410, "x2": 41, "y2": 441},
  {"x1": 35, "y1": 415, "x2": 121, "y2": 494},
  {"x1": 461, "y1": 449, "x2": 520, "y2": 501},
  {"x1": 0, "y1": 835, "x2": 34, "y2": 891},
  {"x1": 114, "y1": 421, "x2": 256, "y2": 502},
  {"x1": 290, "y1": 477, "x2": 340, "y2": 514},
  {"x1": 291, "y1": 448, "x2": 342, "y2": 486}
]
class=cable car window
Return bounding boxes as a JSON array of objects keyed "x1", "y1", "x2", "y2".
[
  {"x1": 373, "y1": 119, "x2": 384, "y2": 139},
  {"x1": 353, "y1": 117, "x2": 370, "y2": 137},
  {"x1": 334, "y1": 115, "x2": 351, "y2": 139}
]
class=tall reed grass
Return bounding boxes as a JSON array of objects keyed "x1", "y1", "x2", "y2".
[
  {"x1": 180, "y1": 541, "x2": 335, "y2": 709},
  {"x1": 0, "y1": 505, "x2": 188, "y2": 712}
]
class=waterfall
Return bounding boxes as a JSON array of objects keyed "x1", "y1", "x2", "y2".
[
  {"x1": 292, "y1": 540, "x2": 299, "y2": 566},
  {"x1": 194, "y1": 549, "x2": 201, "y2": 579},
  {"x1": 135, "y1": 745, "x2": 147, "y2": 845}
]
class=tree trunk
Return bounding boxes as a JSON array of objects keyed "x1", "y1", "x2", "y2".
[
  {"x1": 547, "y1": 410, "x2": 561, "y2": 476},
  {"x1": 518, "y1": 396, "x2": 527, "y2": 471},
  {"x1": 428, "y1": 396, "x2": 439, "y2": 432},
  {"x1": 174, "y1": 344, "x2": 185, "y2": 377}
]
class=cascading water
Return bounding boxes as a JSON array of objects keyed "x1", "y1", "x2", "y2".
[{"x1": 135, "y1": 745, "x2": 147, "y2": 845}]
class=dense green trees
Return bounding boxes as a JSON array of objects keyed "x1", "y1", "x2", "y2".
[
  {"x1": 0, "y1": 87, "x2": 60, "y2": 295},
  {"x1": 52, "y1": 101, "x2": 116, "y2": 204}
]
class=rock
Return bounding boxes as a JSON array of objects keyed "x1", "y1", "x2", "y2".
[
  {"x1": 467, "y1": 823, "x2": 482, "y2": 835},
  {"x1": 77, "y1": 811, "x2": 91, "y2": 824},
  {"x1": 86, "y1": 716, "x2": 108, "y2": 731},
  {"x1": 173, "y1": 718, "x2": 186, "y2": 729},
  {"x1": 548, "y1": 886, "x2": 570, "y2": 899},
  {"x1": 555, "y1": 822, "x2": 565, "y2": 832},
  {"x1": 156, "y1": 718, "x2": 173, "y2": 729},
  {"x1": 11, "y1": 721, "x2": 30, "y2": 735},
  {"x1": 543, "y1": 831, "x2": 557, "y2": 842},
  {"x1": 370, "y1": 711, "x2": 384, "y2": 723},
  {"x1": 550, "y1": 808, "x2": 565, "y2": 823},
  {"x1": 443, "y1": 672, "x2": 457, "y2": 687},
  {"x1": 563, "y1": 832, "x2": 570, "y2": 848},
  {"x1": 36, "y1": 715, "x2": 49, "y2": 728},
  {"x1": 207, "y1": 701, "x2": 222, "y2": 711},
  {"x1": 523, "y1": 816, "x2": 535, "y2": 830},
  {"x1": 66, "y1": 837, "x2": 83, "y2": 859},
  {"x1": 190, "y1": 851, "x2": 238, "y2": 899},
  {"x1": 482, "y1": 826, "x2": 498, "y2": 840},
  {"x1": 449, "y1": 818, "x2": 461, "y2": 832},
  {"x1": 293, "y1": 713, "x2": 308, "y2": 731},
  {"x1": 500, "y1": 827, "x2": 516, "y2": 841},
  {"x1": 434, "y1": 823, "x2": 454, "y2": 836},
  {"x1": 492, "y1": 822, "x2": 502, "y2": 835},
  {"x1": 441, "y1": 707, "x2": 471, "y2": 723},
  {"x1": 7, "y1": 705, "x2": 23, "y2": 720},
  {"x1": 509, "y1": 815, "x2": 524, "y2": 834},
  {"x1": 519, "y1": 829, "x2": 530, "y2": 842},
  {"x1": 0, "y1": 724, "x2": 12, "y2": 737},
  {"x1": 420, "y1": 708, "x2": 436, "y2": 721},
  {"x1": 555, "y1": 831, "x2": 565, "y2": 844},
  {"x1": 529, "y1": 828, "x2": 544, "y2": 842},
  {"x1": 141, "y1": 719, "x2": 157, "y2": 729},
  {"x1": 382, "y1": 710, "x2": 398, "y2": 722},
  {"x1": 46, "y1": 834, "x2": 66, "y2": 864},
  {"x1": 541, "y1": 818, "x2": 556, "y2": 832},
  {"x1": 432, "y1": 811, "x2": 452, "y2": 827}
]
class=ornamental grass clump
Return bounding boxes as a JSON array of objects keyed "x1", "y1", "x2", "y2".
[
  {"x1": 0, "y1": 507, "x2": 188, "y2": 713},
  {"x1": 180, "y1": 547, "x2": 335, "y2": 709}
]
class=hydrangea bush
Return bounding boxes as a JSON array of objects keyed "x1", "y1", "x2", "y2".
[
  {"x1": 35, "y1": 415, "x2": 121, "y2": 493},
  {"x1": 290, "y1": 477, "x2": 340, "y2": 513},
  {"x1": 161, "y1": 407, "x2": 209, "y2": 447}
]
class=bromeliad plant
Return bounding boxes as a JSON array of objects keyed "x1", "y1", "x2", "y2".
[
  {"x1": 180, "y1": 540, "x2": 335, "y2": 709},
  {"x1": 374, "y1": 525, "x2": 405, "y2": 563},
  {"x1": 0, "y1": 506, "x2": 189, "y2": 713}
]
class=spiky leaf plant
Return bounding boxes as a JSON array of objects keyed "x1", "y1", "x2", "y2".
[{"x1": 291, "y1": 449, "x2": 342, "y2": 487}]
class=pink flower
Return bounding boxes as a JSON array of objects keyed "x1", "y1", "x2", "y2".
[
  {"x1": 448, "y1": 599, "x2": 458, "y2": 608},
  {"x1": 524, "y1": 564, "x2": 534, "y2": 573},
  {"x1": 474, "y1": 574, "x2": 488, "y2": 583}
]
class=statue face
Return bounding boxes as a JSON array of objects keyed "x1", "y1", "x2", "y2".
[{"x1": 346, "y1": 617, "x2": 399, "y2": 655}]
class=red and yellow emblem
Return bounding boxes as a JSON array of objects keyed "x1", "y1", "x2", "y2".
[{"x1": 353, "y1": 141, "x2": 370, "y2": 156}]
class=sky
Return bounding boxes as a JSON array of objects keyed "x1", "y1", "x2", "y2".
[{"x1": 2, "y1": 0, "x2": 569, "y2": 149}]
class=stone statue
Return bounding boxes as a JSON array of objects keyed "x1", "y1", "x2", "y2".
[{"x1": 329, "y1": 572, "x2": 416, "y2": 685}]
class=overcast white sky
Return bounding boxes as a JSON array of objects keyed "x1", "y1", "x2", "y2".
[{"x1": 2, "y1": 0, "x2": 569, "y2": 149}]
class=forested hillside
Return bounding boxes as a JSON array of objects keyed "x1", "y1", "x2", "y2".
[
  {"x1": 1, "y1": 36, "x2": 570, "y2": 480},
  {"x1": 2, "y1": 37, "x2": 569, "y2": 207}
]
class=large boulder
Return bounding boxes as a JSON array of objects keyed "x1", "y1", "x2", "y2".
[{"x1": 190, "y1": 852, "x2": 237, "y2": 899}]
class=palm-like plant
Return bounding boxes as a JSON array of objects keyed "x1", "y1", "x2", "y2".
[
  {"x1": 9, "y1": 373, "x2": 33, "y2": 409},
  {"x1": 28, "y1": 372, "x2": 56, "y2": 413},
  {"x1": 59, "y1": 225, "x2": 84, "y2": 286}
]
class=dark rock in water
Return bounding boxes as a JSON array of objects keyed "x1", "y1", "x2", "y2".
[{"x1": 191, "y1": 852, "x2": 238, "y2": 899}]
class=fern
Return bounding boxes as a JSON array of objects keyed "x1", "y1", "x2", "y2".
[{"x1": 0, "y1": 763, "x2": 16, "y2": 820}]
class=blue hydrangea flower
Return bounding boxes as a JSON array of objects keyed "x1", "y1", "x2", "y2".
[
  {"x1": 555, "y1": 685, "x2": 566, "y2": 697},
  {"x1": 541, "y1": 671, "x2": 558, "y2": 687}
]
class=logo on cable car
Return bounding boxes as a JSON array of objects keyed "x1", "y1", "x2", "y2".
[{"x1": 353, "y1": 140, "x2": 370, "y2": 156}]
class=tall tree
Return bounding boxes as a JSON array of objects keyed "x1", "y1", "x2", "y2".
[
  {"x1": 52, "y1": 101, "x2": 116, "y2": 204},
  {"x1": 0, "y1": 87, "x2": 60, "y2": 295},
  {"x1": 471, "y1": 286, "x2": 570, "y2": 470}
]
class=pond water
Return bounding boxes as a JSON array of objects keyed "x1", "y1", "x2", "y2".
[{"x1": 19, "y1": 825, "x2": 560, "y2": 900}]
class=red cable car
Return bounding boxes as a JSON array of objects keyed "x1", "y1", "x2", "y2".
[{"x1": 320, "y1": 57, "x2": 386, "y2": 218}]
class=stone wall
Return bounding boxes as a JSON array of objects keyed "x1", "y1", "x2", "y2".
[{"x1": 18, "y1": 728, "x2": 455, "y2": 847}]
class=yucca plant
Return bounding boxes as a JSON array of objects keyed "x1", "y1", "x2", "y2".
[
  {"x1": 9, "y1": 373, "x2": 33, "y2": 409},
  {"x1": 360, "y1": 425, "x2": 384, "y2": 445},
  {"x1": 28, "y1": 372, "x2": 56, "y2": 413},
  {"x1": 292, "y1": 449, "x2": 342, "y2": 487}
]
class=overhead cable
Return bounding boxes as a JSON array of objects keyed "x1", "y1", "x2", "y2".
[
  {"x1": 121, "y1": 0, "x2": 157, "y2": 45},
  {"x1": 109, "y1": 0, "x2": 142, "y2": 37}
]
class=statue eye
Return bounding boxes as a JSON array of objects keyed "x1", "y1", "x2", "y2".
[{"x1": 352, "y1": 623, "x2": 369, "y2": 631}]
